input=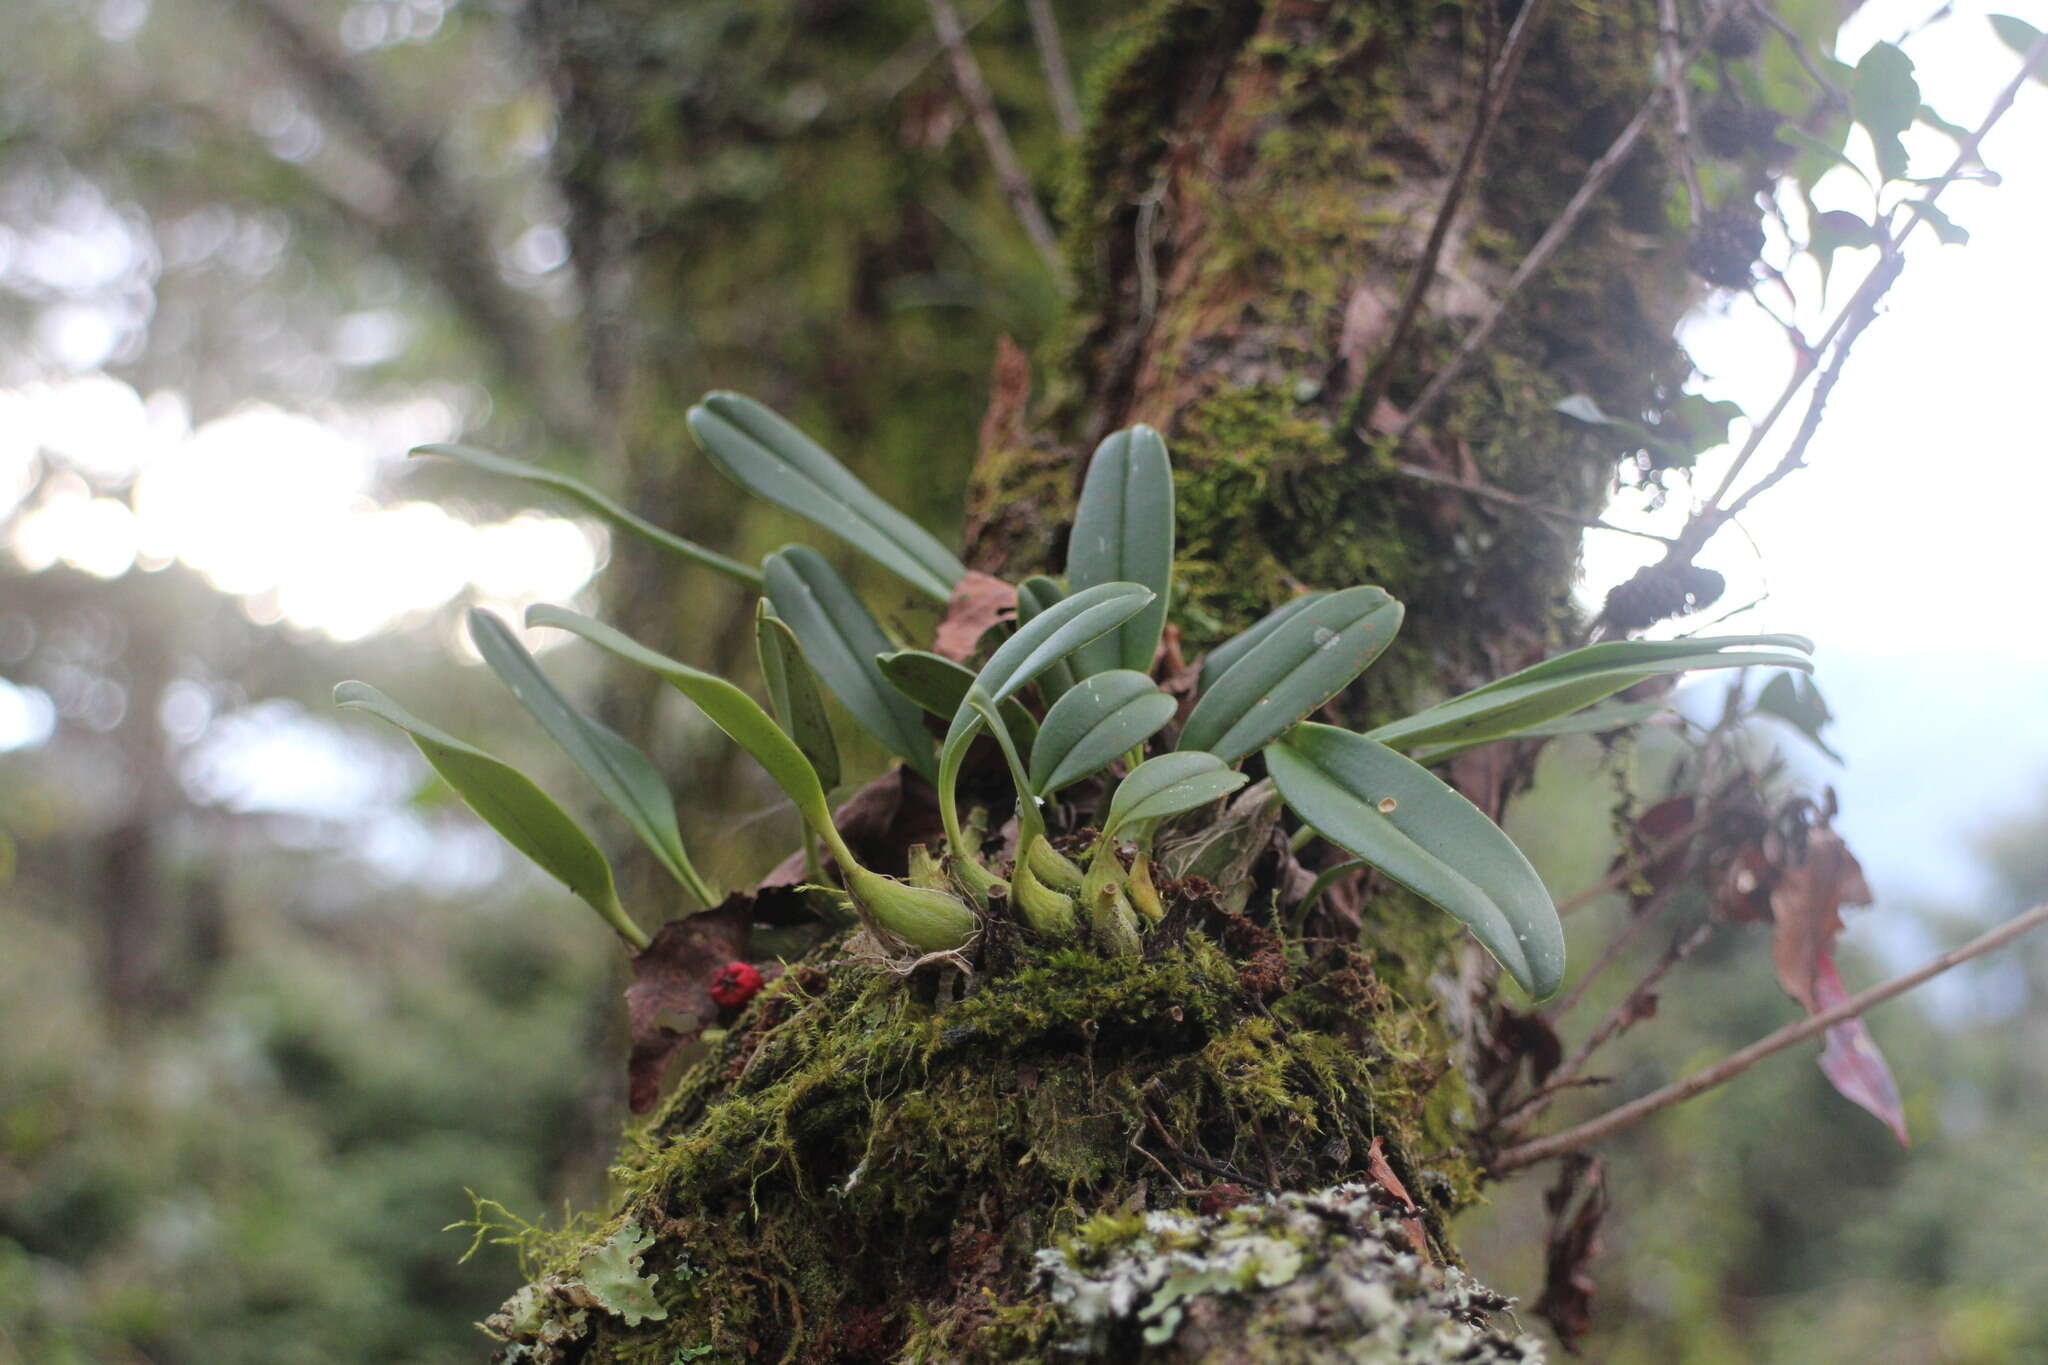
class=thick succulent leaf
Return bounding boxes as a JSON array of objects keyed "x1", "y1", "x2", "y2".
[
  {"x1": 1028, "y1": 671, "x2": 1176, "y2": 796},
  {"x1": 1067, "y1": 426, "x2": 1174, "y2": 676},
  {"x1": 755, "y1": 601, "x2": 841, "y2": 790},
  {"x1": 1016, "y1": 575, "x2": 1076, "y2": 700},
  {"x1": 1178, "y1": 586, "x2": 1404, "y2": 762},
  {"x1": 1197, "y1": 592, "x2": 1329, "y2": 697},
  {"x1": 688, "y1": 392, "x2": 964, "y2": 600},
  {"x1": 1267, "y1": 724, "x2": 1564, "y2": 999},
  {"x1": 1407, "y1": 699, "x2": 1671, "y2": 765},
  {"x1": 874, "y1": 649, "x2": 1038, "y2": 751},
  {"x1": 1104, "y1": 752, "x2": 1251, "y2": 839},
  {"x1": 333, "y1": 680, "x2": 645, "y2": 949},
  {"x1": 1368, "y1": 644, "x2": 1815, "y2": 753},
  {"x1": 973, "y1": 582, "x2": 1154, "y2": 704},
  {"x1": 412, "y1": 442, "x2": 760, "y2": 587},
  {"x1": 469, "y1": 609, "x2": 715, "y2": 907},
  {"x1": 526, "y1": 606, "x2": 833, "y2": 838},
  {"x1": 763, "y1": 546, "x2": 934, "y2": 778}
]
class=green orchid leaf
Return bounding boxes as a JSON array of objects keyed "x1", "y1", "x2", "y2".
[
  {"x1": 874, "y1": 649, "x2": 1038, "y2": 751},
  {"x1": 1103, "y1": 752, "x2": 1250, "y2": 839},
  {"x1": 412, "y1": 442, "x2": 760, "y2": 588},
  {"x1": 1067, "y1": 426, "x2": 1174, "y2": 676},
  {"x1": 763, "y1": 546, "x2": 934, "y2": 778},
  {"x1": 1367, "y1": 636, "x2": 1815, "y2": 753},
  {"x1": 1267, "y1": 723, "x2": 1564, "y2": 999},
  {"x1": 468, "y1": 608, "x2": 716, "y2": 908},
  {"x1": 1755, "y1": 669, "x2": 1844, "y2": 764},
  {"x1": 687, "y1": 392, "x2": 965, "y2": 600},
  {"x1": 1016, "y1": 575, "x2": 1076, "y2": 700},
  {"x1": 334, "y1": 680, "x2": 646, "y2": 950},
  {"x1": 525, "y1": 605, "x2": 834, "y2": 840},
  {"x1": 1409, "y1": 699, "x2": 1671, "y2": 764},
  {"x1": 1178, "y1": 585, "x2": 1404, "y2": 762},
  {"x1": 755, "y1": 600, "x2": 841, "y2": 790},
  {"x1": 1028, "y1": 671, "x2": 1176, "y2": 796},
  {"x1": 1197, "y1": 592, "x2": 1329, "y2": 697}
]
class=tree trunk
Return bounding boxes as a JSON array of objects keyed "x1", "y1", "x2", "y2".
[{"x1": 496, "y1": 1, "x2": 1694, "y2": 1359}]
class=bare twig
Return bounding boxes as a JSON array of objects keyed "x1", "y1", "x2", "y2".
[
  {"x1": 1546, "y1": 881, "x2": 1687, "y2": 1021},
  {"x1": 1391, "y1": 461, "x2": 1675, "y2": 544},
  {"x1": 1743, "y1": 0, "x2": 1850, "y2": 107},
  {"x1": 1023, "y1": 0, "x2": 1083, "y2": 141},
  {"x1": 925, "y1": 0, "x2": 1069, "y2": 285},
  {"x1": 1393, "y1": 0, "x2": 1739, "y2": 438},
  {"x1": 1555, "y1": 810, "x2": 1710, "y2": 918},
  {"x1": 1492, "y1": 902, "x2": 2048, "y2": 1173},
  {"x1": 1659, "y1": 0, "x2": 1705, "y2": 223},
  {"x1": 1347, "y1": 0, "x2": 1555, "y2": 432},
  {"x1": 863, "y1": 0, "x2": 1007, "y2": 103}
]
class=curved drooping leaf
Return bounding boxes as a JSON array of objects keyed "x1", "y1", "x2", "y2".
[
  {"x1": 1178, "y1": 586, "x2": 1404, "y2": 762},
  {"x1": 526, "y1": 606, "x2": 834, "y2": 839},
  {"x1": 333, "y1": 680, "x2": 646, "y2": 950},
  {"x1": 1409, "y1": 699, "x2": 1671, "y2": 764},
  {"x1": 1266, "y1": 724, "x2": 1564, "y2": 999},
  {"x1": 1067, "y1": 426, "x2": 1174, "y2": 676},
  {"x1": 1028, "y1": 671, "x2": 1176, "y2": 796},
  {"x1": 1197, "y1": 592, "x2": 1329, "y2": 697},
  {"x1": 1367, "y1": 635, "x2": 1815, "y2": 753},
  {"x1": 687, "y1": 392, "x2": 965, "y2": 600},
  {"x1": 1103, "y1": 752, "x2": 1250, "y2": 840},
  {"x1": 874, "y1": 649, "x2": 1038, "y2": 751},
  {"x1": 763, "y1": 546, "x2": 933, "y2": 778},
  {"x1": 755, "y1": 601, "x2": 840, "y2": 790},
  {"x1": 468, "y1": 609, "x2": 717, "y2": 908},
  {"x1": 1016, "y1": 575, "x2": 1076, "y2": 700},
  {"x1": 412, "y1": 442, "x2": 760, "y2": 587}
]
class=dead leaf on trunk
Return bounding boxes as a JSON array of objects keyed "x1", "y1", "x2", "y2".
[
  {"x1": 932, "y1": 570, "x2": 1015, "y2": 662},
  {"x1": 1534, "y1": 1153, "x2": 1607, "y2": 1351},
  {"x1": 1363, "y1": 1137, "x2": 1431, "y2": 1264},
  {"x1": 625, "y1": 897, "x2": 756, "y2": 1113}
]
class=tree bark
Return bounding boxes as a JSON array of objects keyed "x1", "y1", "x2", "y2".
[{"x1": 494, "y1": 1, "x2": 1697, "y2": 1358}]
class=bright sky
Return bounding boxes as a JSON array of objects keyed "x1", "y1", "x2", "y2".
[{"x1": 1, "y1": 0, "x2": 2041, "y2": 911}]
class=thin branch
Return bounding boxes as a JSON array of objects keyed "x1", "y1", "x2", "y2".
[
  {"x1": 1743, "y1": 0, "x2": 1850, "y2": 108},
  {"x1": 1547, "y1": 880, "x2": 1687, "y2": 1021},
  {"x1": 1392, "y1": 0, "x2": 1740, "y2": 439},
  {"x1": 1347, "y1": 0, "x2": 1555, "y2": 435},
  {"x1": 1023, "y1": 0, "x2": 1083, "y2": 141},
  {"x1": 1391, "y1": 461, "x2": 1675, "y2": 544},
  {"x1": 863, "y1": 0, "x2": 1008, "y2": 103},
  {"x1": 1659, "y1": 0, "x2": 1705, "y2": 223},
  {"x1": 925, "y1": 0, "x2": 1069, "y2": 285},
  {"x1": 1492, "y1": 901, "x2": 2048, "y2": 1174}
]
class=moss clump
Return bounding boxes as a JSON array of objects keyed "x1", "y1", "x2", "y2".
[{"x1": 486, "y1": 883, "x2": 1486, "y2": 1363}]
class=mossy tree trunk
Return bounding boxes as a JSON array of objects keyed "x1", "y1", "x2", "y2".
[{"x1": 505, "y1": 1, "x2": 1695, "y2": 1359}]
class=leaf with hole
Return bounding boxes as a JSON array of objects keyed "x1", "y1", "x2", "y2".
[
  {"x1": 1368, "y1": 634, "x2": 1814, "y2": 753},
  {"x1": 334, "y1": 680, "x2": 645, "y2": 949},
  {"x1": 1267, "y1": 724, "x2": 1564, "y2": 998},
  {"x1": 469, "y1": 608, "x2": 716, "y2": 908},
  {"x1": 756, "y1": 601, "x2": 840, "y2": 790},
  {"x1": 412, "y1": 443, "x2": 760, "y2": 587},
  {"x1": 764, "y1": 546, "x2": 934, "y2": 778},
  {"x1": 874, "y1": 650, "x2": 1037, "y2": 751},
  {"x1": 527, "y1": 605, "x2": 834, "y2": 840},
  {"x1": 1028, "y1": 671, "x2": 1175, "y2": 796},
  {"x1": 688, "y1": 392, "x2": 964, "y2": 600},
  {"x1": 1066, "y1": 425, "x2": 1174, "y2": 676},
  {"x1": 1103, "y1": 752, "x2": 1249, "y2": 840},
  {"x1": 1179, "y1": 586, "x2": 1403, "y2": 762}
]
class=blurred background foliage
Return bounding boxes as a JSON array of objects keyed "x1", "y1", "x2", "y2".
[{"x1": 1, "y1": 0, "x2": 2044, "y2": 1361}]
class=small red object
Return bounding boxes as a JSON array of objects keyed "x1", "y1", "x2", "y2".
[{"x1": 709, "y1": 961, "x2": 763, "y2": 1010}]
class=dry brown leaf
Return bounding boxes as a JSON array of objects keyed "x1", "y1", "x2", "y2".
[
  {"x1": 1363, "y1": 1137, "x2": 1431, "y2": 1264},
  {"x1": 624, "y1": 897, "x2": 755, "y2": 1112},
  {"x1": 1534, "y1": 1153, "x2": 1607, "y2": 1351},
  {"x1": 932, "y1": 570, "x2": 1016, "y2": 662},
  {"x1": 1769, "y1": 826, "x2": 1872, "y2": 1012}
]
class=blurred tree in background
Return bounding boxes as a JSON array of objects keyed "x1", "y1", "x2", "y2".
[{"x1": 2, "y1": 0, "x2": 2044, "y2": 1360}]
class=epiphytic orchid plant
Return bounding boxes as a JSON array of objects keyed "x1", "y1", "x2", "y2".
[{"x1": 339, "y1": 393, "x2": 1815, "y2": 998}]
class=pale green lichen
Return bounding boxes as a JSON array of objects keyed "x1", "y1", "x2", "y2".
[
  {"x1": 1038, "y1": 1183, "x2": 1541, "y2": 1362},
  {"x1": 485, "y1": 1219, "x2": 668, "y2": 1359}
]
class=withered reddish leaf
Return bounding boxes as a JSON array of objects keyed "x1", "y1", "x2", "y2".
[
  {"x1": 1364, "y1": 1137, "x2": 1431, "y2": 1264},
  {"x1": 625, "y1": 897, "x2": 754, "y2": 1112},
  {"x1": 1534, "y1": 1153, "x2": 1607, "y2": 1352},
  {"x1": 932, "y1": 570, "x2": 1016, "y2": 662},
  {"x1": 1710, "y1": 842, "x2": 1775, "y2": 923},
  {"x1": 1617, "y1": 796, "x2": 1696, "y2": 909},
  {"x1": 1813, "y1": 956, "x2": 1909, "y2": 1146},
  {"x1": 1498, "y1": 1007, "x2": 1566, "y2": 1089},
  {"x1": 1769, "y1": 827, "x2": 1872, "y2": 1012}
]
